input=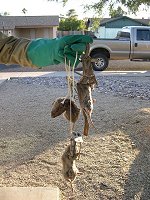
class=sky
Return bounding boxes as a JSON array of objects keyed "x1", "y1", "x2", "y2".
[
  {"x1": 0, "y1": 0, "x2": 150, "y2": 19},
  {"x1": 0, "y1": 0, "x2": 93, "y2": 18}
]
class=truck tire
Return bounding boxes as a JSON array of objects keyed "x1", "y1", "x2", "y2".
[{"x1": 92, "y1": 53, "x2": 109, "y2": 71}]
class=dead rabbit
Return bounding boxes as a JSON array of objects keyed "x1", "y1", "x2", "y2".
[{"x1": 62, "y1": 132, "x2": 83, "y2": 194}]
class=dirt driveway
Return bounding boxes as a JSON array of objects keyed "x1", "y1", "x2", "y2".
[{"x1": 0, "y1": 76, "x2": 150, "y2": 200}]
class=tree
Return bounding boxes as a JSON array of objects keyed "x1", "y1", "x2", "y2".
[
  {"x1": 109, "y1": 6, "x2": 127, "y2": 18},
  {"x1": 58, "y1": 9, "x2": 85, "y2": 31},
  {"x1": 58, "y1": 17, "x2": 85, "y2": 31},
  {"x1": 0, "y1": 12, "x2": 10, "y2": 16},
  {"x1": 49, "y1": 0, "x2": 150, "y2": 15},
  {"x1": 66, "y1": 9, "x2": 78, "y2": 18},
  {"x1": 89, "y1": 18, "x2": 100, "y2": 32}
]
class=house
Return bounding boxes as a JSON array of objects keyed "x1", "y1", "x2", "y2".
[
  {"x1": 93, "y1": 16, "x2": 150, "y2": 38},
  {"x1": 0, "y1": 15, "x2": 59, "y2": 39}
]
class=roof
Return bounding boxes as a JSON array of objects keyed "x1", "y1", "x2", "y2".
[
  {"x1": 136, "y1": 18, "x2": 150, "y2": 25},
  {"x1": 87, "y1": 16, "x2": 150, "y2": 27},
  {"x1": 0, "y1": 16, "x2": 59, "y2": 29},
  {"x1": 100, "y1": 16, "x2": 150, "y2": 26}
]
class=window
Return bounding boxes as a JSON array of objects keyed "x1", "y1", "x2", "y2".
[
  {"x1": 116, "y1": 31, "x2": 130, "y2": 40},
  {"x1": 137, "y1": 29, "x2": 150, "y2": 41}
]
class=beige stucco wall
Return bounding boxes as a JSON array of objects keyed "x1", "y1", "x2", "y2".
[
  {"x1": 52, "y1": 26, "x2": 57, "y2": 38},
  {"x1": 42, "y1": 27, "x2": 56, "y2": 38},
  {"x1": 14, "y1": 27, "x2": 56, "y2": 39},
  {"x1": 35, "y1": 28, "x2": 44, "y2": 38},
  {"x1": 14, "y1": 28, "x2": 31, "y2": 39}
]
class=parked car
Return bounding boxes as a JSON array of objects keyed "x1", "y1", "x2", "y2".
[{"x1": 90, "y1": 26, "x2": 150, "y2": 71}]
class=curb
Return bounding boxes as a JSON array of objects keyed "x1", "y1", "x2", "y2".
[
  {"x1": 0, "y1": 187, "x2": 60, "y2": 200},
  {"x1": 0, "y1": 71, "x2": 150, "y2": 80}
]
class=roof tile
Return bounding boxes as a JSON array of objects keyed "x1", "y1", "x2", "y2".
[{"x1": 0, "y1": 16, "x2": 59, "y2": 29}]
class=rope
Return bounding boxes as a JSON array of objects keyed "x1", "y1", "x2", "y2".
[
  {"x1": 64, "y1": 53, "x2": 78, "y2": 135},
  {"x1": 64, "y1": 58, "x2": 72, "y2": 134},
  {"x1": 72, "y1": 52, "x2": 78, "y2": 99},
  {"x1": 69, "y1": 60, "x2": 72, "y2": 134}
]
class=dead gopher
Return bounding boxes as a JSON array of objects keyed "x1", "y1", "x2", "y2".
[{"x1": 77, "y1": 83, "x2": 93, "y2": 136}]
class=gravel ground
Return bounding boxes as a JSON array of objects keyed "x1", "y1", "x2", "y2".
[
  {"x1": 0, "y1": 76, "x2": 150, "y2": 200},
  {"x1": 12, "y1": 76, "x2": 150, "y2": 100}
]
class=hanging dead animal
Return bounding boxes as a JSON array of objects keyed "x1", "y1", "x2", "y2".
[
  {"x1": 63, "y1": 99, "x2": 80, "y2": 124},
  {"x1": 51, "y1": 97, "x2": 80, "y2": 125},
  {"x1": 76, "y1": 44, "x2": 98, "y2": 136},
  {"x1": 51, "y1": 97, "x2": 66, "y2": 118},
  {"x1": 62, "y1": 132, "x2": 83, "y2": 193}
]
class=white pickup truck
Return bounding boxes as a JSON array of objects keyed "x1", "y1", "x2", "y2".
[{"x1": 90, "y1": 26, "x2": 150, "y2": 71}]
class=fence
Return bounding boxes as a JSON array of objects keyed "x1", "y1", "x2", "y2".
[
  {"x1": 57, "y1": 30, "x2": 85, "y2": 37},
  {"x1": 57, "y1": 30, "x2": 97, "y2": 39}
]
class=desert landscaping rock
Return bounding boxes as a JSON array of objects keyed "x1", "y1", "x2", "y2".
[
  {"x1": 11, "y1": 76, "x2": 150, "y2": 100},
  {"x1": 0, "y1": 76, "x2": 150, "y2": 200}
]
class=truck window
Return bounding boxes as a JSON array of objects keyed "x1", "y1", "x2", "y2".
[
  {"x1": 116, "y1": 31, "x2": 130, "y2": 40},
  {"x1": 137, "y1": 29, "x2": 150, "y2": 41}
]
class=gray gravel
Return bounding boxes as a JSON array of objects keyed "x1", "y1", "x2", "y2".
[
  {"x1": 1, "y1": 75, "x2": 150, "y2": 200},
  {"x1": 10, "y1": 76, "x2": 150, "y2": 100}
]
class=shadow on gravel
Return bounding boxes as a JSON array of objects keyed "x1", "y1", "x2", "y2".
[
  {"x1": 0, "y1": 64, "x2": 21, "y2": 70},
  {"x1": 0, "y1": 64, "x2": 82, "y2": 72},
  {"x1": 123, "y1": 108, "x2": 150, "y2": 200},
  {"x1": 0, "y1": 81, "x2": 69, "y2": 167},
  {"x1": 0, "y1": 77, "x2": 150, "y2": 199}
]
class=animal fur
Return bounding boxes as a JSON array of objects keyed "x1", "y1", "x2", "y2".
[
  {"x1": 77, "y1": 83, "x2": 93, "y2": 136},
  {"x1": 76, "y1": 44, "x2": 98, "y2": 136},
  {"x1": 62, "y1": 139, "x2": 79, "y2": 183},
  {"x1": 51, "y1": 97, "x2": 66, "y2": 118},
  {"x1": 63, "y1": 99, "x2": 80, "y2": 123},
  {"x1": 51, "y1": 97, "x2": 80, "y2": 126}
]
